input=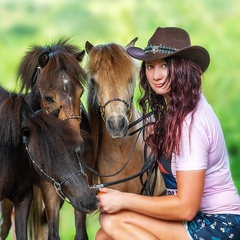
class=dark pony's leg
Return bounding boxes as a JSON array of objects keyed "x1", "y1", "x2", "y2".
[
  {"x1": 13, "y1": 189, "x2": 33, "y2": 240},
  {"x1": 40, "y1": 180, "x2": 63, "y2": 240},
  {"x1": 74, "y1": 210, "x2": 88, "y2": 240},
  {"x1": 0, "y1": 199, "x2": 13, "y2": 239}
]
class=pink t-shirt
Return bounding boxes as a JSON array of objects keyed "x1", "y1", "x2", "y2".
[{"x1": 159, "y1": 93, "x2": 240, "y2": 214}]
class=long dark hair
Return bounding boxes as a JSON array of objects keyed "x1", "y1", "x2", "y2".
[{"x1": 139, "y1": 58, "x2": 203, "y2": 160}]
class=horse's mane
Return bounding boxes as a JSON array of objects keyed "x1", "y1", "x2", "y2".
[
  {"x1": 17, "y1": 39, "x2": 87, "y2": 93},
  {"x1": 0, "y1": 87, "x2": 24, "y2": 148},
  {"x1": 86, "y1": 43, "x2": 136, "y2": 89},
  {"x1": 87, "y1": 81, "x2": 102, "y2": 166},
  {"x1": 86, "y1": 43, "x2": 137, "y2": 167},
  {"x1": 0, "y1": 87, "x2": 29, "y2": 181}
]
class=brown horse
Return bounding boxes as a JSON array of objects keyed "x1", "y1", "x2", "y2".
[
  {"x1": 0, "y1": 40, "x2": 95, "y2": 240},
  {"x1": 85, "y1": 39, "x2": 166, "y2": 195},
  {"x1": 0, "y1": 86, "x2": 97, "y2": 240}
]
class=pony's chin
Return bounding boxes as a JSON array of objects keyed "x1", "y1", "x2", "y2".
[
  {"x1": 110, "y1": 133, "x2": 126, "y2": 138},
  {"x1": 69, "y1": 198, "x2": 98, "y2": 213},
  {"x1": 68, "y1": 193, "x2": 98, "y2": 213},
  {"x1": 107, "y1": 124, "x2": 129, "y2": 138}
]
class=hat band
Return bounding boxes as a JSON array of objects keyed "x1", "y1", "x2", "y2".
[{"x1": 144, "y1": 44, "x2": 178, "y2": 54}]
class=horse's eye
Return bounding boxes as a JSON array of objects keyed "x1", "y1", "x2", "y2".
[
  {"x1": 21, "y1": 126, "x2": 30, "y2": 137},
  {"x1": 45, "y1": 96, "x2": 54, "y2": 103}
]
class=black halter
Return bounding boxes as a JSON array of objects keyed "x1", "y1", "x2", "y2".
[{"x1": 98, "y1": 96, "x2": 134, "y2": 122}]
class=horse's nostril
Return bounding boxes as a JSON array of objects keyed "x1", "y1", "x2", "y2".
[
  {"x1": 119, "y1": 117, "x2": 127, "y2": 130},
  {"x1": 107, "y1": 119, "x2": 114, "y2": 130}
]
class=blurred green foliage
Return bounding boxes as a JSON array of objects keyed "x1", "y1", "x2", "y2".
[{"x1": 1, "y1": 0, "x2": 239, "y2": 239}]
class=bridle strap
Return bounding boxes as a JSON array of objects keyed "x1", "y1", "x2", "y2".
[
  {"x1": 32, "y1": 66, "x2": 41, "y2": 84},
  {"x1": 62, "y1": 115, "x2": 81, "y2": 121},
  {"x1": 126, "y1": 111, "x2": 154, "y2": 137},
  {"x1": 128, "y1": 111, "x2": 154, "y2": 130}
]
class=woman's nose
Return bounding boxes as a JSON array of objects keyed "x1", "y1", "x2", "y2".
[{"x1": 153, "y1": 69, "x2": 162, "y2": 81}]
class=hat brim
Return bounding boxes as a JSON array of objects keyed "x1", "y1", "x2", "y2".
[{"x1": 127, "y1": 46, "x2": 210, "y2": 73}]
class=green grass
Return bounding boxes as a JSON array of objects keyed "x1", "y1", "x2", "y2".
[
  {"x1": 6, "y1": 204, "x2": 100, "y2": 240},
  {"x1": 60, "y1": 204, "x2": 100, "y2": 239}
]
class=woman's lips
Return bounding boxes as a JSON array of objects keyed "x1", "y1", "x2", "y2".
[{"x1": 154, "y1": 83, "x2": 164, "y2": 88}]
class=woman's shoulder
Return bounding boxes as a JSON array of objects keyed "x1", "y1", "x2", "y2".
[
  {"x1": 194, "y1": 93, "x2": 212, "y2": 113},
  {"x1": 186, "y1": 94, "x2": 218, "y2": 123},
  {"x1": 184, "y1": 94, "x2": 222, "y2": 136}
]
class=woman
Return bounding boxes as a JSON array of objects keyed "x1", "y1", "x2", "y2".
[{"x1": 96, "y1": 27, "x2": 240, "y2": 239}]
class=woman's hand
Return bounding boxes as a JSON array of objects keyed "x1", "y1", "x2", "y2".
[{"x1": 97, "y1": 188, "x2": 125, "y2": 213}]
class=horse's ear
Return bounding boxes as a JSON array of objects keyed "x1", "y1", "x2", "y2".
[
  {"x1": 125, "y1": 37, "x2": 138, "y2": 49},
  {"x1": 20, "y1": 97, "x2": 34, "y2": 119},
  {"x1": 76, "y1": 50, "x2": 85, "y2": 62},
  {"x1": 85, "y1": 41, "x2": 94, "y2": 54},
  {"x1": 38, "y1": 52, "x2": 49, "y2": 68},
  {"x1": 50, "y1": 106, "x2": 62, "y2": 118}
]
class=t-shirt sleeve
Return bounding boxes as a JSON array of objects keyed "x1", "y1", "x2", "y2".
[{"x1": 175, "y1": 115, "x2": 210, "y2": 171}]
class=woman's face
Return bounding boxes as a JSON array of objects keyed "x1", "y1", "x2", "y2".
[{"x1": 145, "y1": 59, "x2": 171, "y2": 99}]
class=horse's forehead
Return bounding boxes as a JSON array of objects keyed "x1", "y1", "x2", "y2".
[
  {"x1": 94, "y1": 43, "x2": 123, "y2": 58},
  {"x1": 37, "y1": 53, "x2": 83, "y2": 87},
  {"x1": 89, "y1": 45, "x2": 135, "y2": 81},
  {"x1": 36, "y1": 70, "x2": 83, "y2": 98},
  {"x1": 93, "y1": 72, "x2": 135, "y2": 102}
]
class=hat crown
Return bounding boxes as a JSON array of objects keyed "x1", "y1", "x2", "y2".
[{"x1": 147, "y1": 27, "x2": 191, "y2": 49}]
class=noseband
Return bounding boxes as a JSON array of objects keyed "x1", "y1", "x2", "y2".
[{"x1": 99, "y1": 96, "x2": 133, "y2": 122}]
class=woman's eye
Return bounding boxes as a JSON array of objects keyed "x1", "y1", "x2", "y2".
[
  {"x1": 45, "y1": 96, "x2": 54, "y2": 103},
  {"x1": 162, "y1": 63, "x2": 168, "y2": 69},
  {"x1": 146, "y1": 65, "x2": 153, "y2": 70}
]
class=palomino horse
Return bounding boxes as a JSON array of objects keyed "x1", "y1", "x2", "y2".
[
  {"x1": 85, "y1": 39, "x2": 166, "y2": 195},
  {"x1": 0, "y1": 40, "x2": 95, "y2": 240},
  {"x1": 0, "y1": 86, "x2": 97, "y2": 240}
]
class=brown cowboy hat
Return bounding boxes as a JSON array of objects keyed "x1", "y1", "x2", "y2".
[{"x1": 127, "y1": 27, "x2": 210, "y2": 73}]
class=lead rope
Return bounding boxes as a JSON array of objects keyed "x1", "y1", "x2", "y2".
[
  {"x1": 82, "y1": 128, "x2": 142, "y2": 181},
  {"x1": 87, "y1": 146, "x2": 155, "y2": 190}
]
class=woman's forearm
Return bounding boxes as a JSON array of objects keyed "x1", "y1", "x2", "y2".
[{"x1": 123, "y1": 193, "x2": 198, "y2": 221}]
